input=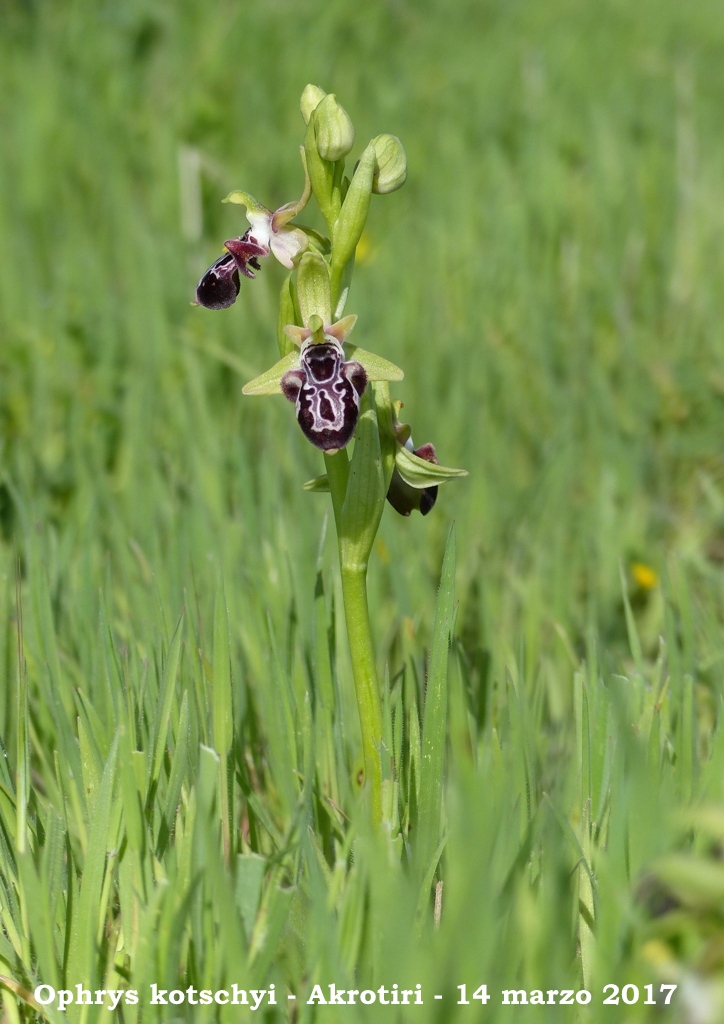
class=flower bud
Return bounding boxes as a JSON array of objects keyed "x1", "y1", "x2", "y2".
[
  {"x1": 387, "y1": 443, "x2": 438, "y2": 516},
  {"x1": 314, "y1": 94, "x2": 355, "y2": 162},
  {"x1": 372, "y1": 134, "x2": 407, "y2": 194},
  {"x1": 300, "y1": 84, "x2": 327, "y2": 124}
]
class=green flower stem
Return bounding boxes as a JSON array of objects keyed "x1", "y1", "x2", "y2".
[
  {"x1": 324, "y1": 451, "x2": 384, "y2": 827},
  {"x1": 303, "y1": 123, "x2": 387, "y2": 828},
  {"x1": 340, "y1": 566, "x2": 383, "y2": 824}
]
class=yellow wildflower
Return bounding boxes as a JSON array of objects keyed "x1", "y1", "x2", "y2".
[
  {"x1": 632, "y1": 562, "x2": 659, "y2": 590},
  {"x1": 355, "y1": 231, "x2": 373, "y2": 264}
]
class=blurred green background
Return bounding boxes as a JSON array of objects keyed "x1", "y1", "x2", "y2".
[
  {"x1": 2, "y1": 0, "x2": 724, "y2": 654},
  {"x1": 2, "y1": 0, "x2": 724, "y2": 1019}
]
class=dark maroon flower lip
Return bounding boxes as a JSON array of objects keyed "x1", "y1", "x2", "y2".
[
  {"x1": 280, "y1": 340, "x2": 367, "y2": 452},
  {"x1": 195, "y1": 252, "x2": 241, "y2": 310},
  {"x1": 194, "y1": 230, "x2": 269, "y2": 310},
  {"x1": 386, "y1": 476, "x2": 438, "y2": 516}
]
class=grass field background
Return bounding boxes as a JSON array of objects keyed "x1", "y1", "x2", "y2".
[{"x1": 1, "y1": 0, "x2": 724, "y2": 1019}]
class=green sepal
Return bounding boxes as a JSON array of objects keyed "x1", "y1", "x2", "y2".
[
  {"x1": 243, "y1": 343, "x2": 402, "y2": 396},
  {"x1": 222, "y1": 151, "x2": 312, "y2": 230},
  {"x1": 242, "y1": 350, "x2": 300, "y2": 396},
  {"x1": 277, "y1": 275, "x2": 297, "y2": 358},
  {"x1": 297, "y1": 251, "x2": 332, "y2": 326},
  {"x1": 302, "y1": 475, "x2": 330, "y2": 493},
  {"x1": 394, "y1": 445, "x2": 468, "y2": 489},
  {"x1": 222, "y1": 190, "x2": 268, "y2": 216},
  {"x1": 344, "y1": 344, "x2": 403, "y2": 382}
]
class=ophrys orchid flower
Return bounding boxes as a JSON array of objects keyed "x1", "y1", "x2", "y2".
[
  {"x1": 194, "y1": 151, "x2": 311, "y2": 309},
  {"x1": 242, "y1": 314, "x2": 404, "y2": 454},
  {"x1": 382, "y1": 401, "x2": 468, "y2": 516}
]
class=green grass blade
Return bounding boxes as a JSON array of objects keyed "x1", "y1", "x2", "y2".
[
  {"x1": 415, "y1": 524, "x2": 456, "y2": 884},
  {"x1": 235, "y1": 853, "x2": 267, "y2": 942},
  {"x1": 150, "y1": 612, "x2": 185, "y2": 796},
  {"x1": 212, "y1": 574, "x2": 233, "y2": 758},
  {"x1": 66, "y1": 733, "x2": 119, "y2": 990},
  {"x1": 16, "y1": 851, "x2": 59, "y2": 989},
  {"x1": 212, "y1": 573, "x2": 233, "y2": 860},
  {"x1": 157, "y1": 689, "x2": 190, "y2": 858}
]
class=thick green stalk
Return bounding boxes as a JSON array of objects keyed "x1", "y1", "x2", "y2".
[
  {"x1": 304, "y1": 131, "x2": 386, "y2": 827},
  {"x1": 340, "y1": 566, "x2": 383, "y2": 824},
  {"x1": 325, "y1": 451, "x2": 383, "y2": 827}
]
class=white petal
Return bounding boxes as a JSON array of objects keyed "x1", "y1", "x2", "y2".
[
  {"x1": 270, "y1": 227, "x2": 308, "y2": 269},
  {"x1": 247, "y1": 212, "x2": 272, "y2": 249}
]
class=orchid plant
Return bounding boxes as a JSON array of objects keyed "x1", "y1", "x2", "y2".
[{"x1": 195, "y1": 86, "x2": 467, "y2": 829}]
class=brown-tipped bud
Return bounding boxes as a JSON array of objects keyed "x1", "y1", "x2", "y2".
[
  {"x1": 372, "y1": 134, "x2": 407, "y2": 194},
  {"x1": 315, "y1": 94, "x2": 355, "y2": 162},
  {"x1": 386, "y1": 443, "x2": 438, "y2": 516},
  {"x1": 300, "y1": 84, "x2": 327, "y2": 124}
]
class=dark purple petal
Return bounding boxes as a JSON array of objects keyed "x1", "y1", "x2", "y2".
[
  {"x1": 224, "y1": 232, "x2": 269, "y2": 278},
  {"x1": 413, "y1": 442, "x2": 437, "y2": 463}
]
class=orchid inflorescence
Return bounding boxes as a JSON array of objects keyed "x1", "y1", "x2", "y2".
[
  {"x1": 193, "y1": 85, "x2": 466, "y2": 827},
  {"x1": 194, "y1": 84, "x2": 466, "y2": 519}
]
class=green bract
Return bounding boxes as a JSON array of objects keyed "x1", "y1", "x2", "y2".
[
  {"x1": 296, "y1": 251, "x2": 332, "y2": 325},
  {"x1": 332, "y1": 142, "x2": 375, "y2": 274}
]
